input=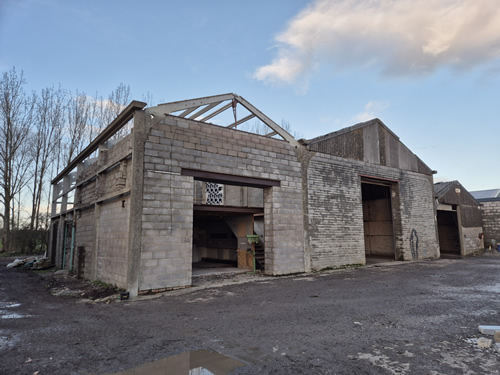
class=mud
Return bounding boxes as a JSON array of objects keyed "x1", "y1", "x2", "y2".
[{"x1": 1, "y1": 252, "x2": 499, "y2": 374}]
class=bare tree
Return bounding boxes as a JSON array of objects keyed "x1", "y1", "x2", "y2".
[
  {"x1": 106, "y1": 83, "x2": 131, "y2": 138},
  {"x1": 29, "y1": 86, "x2": 66, "y2": 230},
  {"x1": 65, "y1": 91, "x2": 91, "y2": 164},
  {"x1": 0, "y1": 68, "x2": 35, "y2": 252}
]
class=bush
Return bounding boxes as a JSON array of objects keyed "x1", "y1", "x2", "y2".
[{"x1": 10, "y1": 229, "x2": 49, "y2": 255}]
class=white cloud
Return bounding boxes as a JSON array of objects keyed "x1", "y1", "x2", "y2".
[
  {"x1": 254, "y1": 0, "x2": 500, "y2": 85},
  {"x1": 353, "y1": 100, "x2": 389, "y2": 122}
]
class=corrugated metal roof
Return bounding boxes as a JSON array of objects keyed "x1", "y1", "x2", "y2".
[{"x1": 470, "y1": 189, "x2": 500, "y2": 200}]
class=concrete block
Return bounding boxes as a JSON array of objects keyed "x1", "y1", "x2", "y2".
[
  {"x1": 477, "y1": 337, "x2": 492, "y2": 348},
  {"x1": 478, "y1": 325, "x2": 500, "y2": 335},
  {"x1": 495, "y1": 343, "x2": 500, "y2": 354},
  {"x1": 495, "y1": 331, "x2": 500, "y2": 342}
]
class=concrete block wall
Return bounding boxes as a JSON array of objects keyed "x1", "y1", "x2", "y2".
[
  {"x1": 103, "y1": 135, "x2": 132, "y2": 169},
  {"x1": 307, "y1": 153, "x2": 438, "y2": 270},
  {"x1": 75, "y1": 207, "x2": 95, "y2": 279},
  {"x1": 397, "y1": 174, "x2": 439, "y2": 260},
  {"x1": 76, "y1": 180, "x2": 96, "y2": 207},
  {"x1": 98, "y1": 160, "x2": 132, "y2": 194},
  {"x1": 96, "y1": 197, "x2": 130, "y2": 288},
  {"x1": 462, "y1": 226, "x2": 484, "y2": 255},
  {"x1": 264, "y1": 186, "x2": 306, "y2": 274},
  {"x1": 140, "y1": 171, "x2": 193, "y2": 290},
  {"x1": 139, "y1": 114, "x2": 305, "y2": 288},
  {"x1": 481, "y1": 200, "x2": 500, "y2": 248},
  {"x1": 306, "y1": 155, "x2": 366, "y2": 269}
]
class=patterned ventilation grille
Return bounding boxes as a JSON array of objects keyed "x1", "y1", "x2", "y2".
[{"x1": 205, "y1": 182, "x2": 224, "y2": 205}]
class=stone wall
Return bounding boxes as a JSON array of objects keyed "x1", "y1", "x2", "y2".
[{"x1": 306, "y1": 152, "x2": 438, "y2": 270}]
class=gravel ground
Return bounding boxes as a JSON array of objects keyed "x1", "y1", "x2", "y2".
[{"x1": 1, "y1": 252, "x2": 500, "y2": 374}]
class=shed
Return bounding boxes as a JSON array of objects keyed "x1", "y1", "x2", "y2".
[
  {"x1": 302, "y1": 118, "x2": 439, "y2": 268},
  {"x1": 470, "y1": 188, "x2": 500, "y2": 249},
  {"x1": 434, "y1": 181, "x2": 483, "y2": 256}
]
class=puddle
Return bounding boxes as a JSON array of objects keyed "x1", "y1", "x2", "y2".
[
  {"x1": 0, "y1": 302, "x2": 30, "y2": 319},
  {"x1": 0, "y1": 311, "x2": 30, "y2": 319},
  {"x1": 0, "y1": 302, "x2": 21, "y2": 308},
  {"x1": 108, "y1": 350, "x2": 245, "y2": 374}
]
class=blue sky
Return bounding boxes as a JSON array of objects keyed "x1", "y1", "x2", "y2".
[{"x1": 1, "y1": 0, "x2": 499, "y2": 191}]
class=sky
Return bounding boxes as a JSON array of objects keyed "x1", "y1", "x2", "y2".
[{"x1": 1, "y1": 0, "x2": 499, "y2": 192}]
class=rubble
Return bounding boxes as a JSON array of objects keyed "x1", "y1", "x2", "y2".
[
  {"x1": 477, "y1": 325, "x2": 500, "y2": 351},
  {"x1": 6, "y1": 256, "x2": 53, "y2": 270},
  {"x1": 477, "y1": 337, "x2": 492, "y2": 348}
]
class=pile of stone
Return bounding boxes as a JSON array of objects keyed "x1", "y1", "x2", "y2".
[{"x1": 477, "y1": 325, "x2": 500, "y2": 353}]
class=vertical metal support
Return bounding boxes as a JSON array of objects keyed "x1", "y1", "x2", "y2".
[
  {"x1": 62, "y1": 222, "x2": 68, "y2": 269},
  {"x1": 69, "y1": 222, "x2": 76, "y2": 271}
]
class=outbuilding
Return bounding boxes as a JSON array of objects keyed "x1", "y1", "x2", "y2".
[
  {"x1": 434, "y1": 181, "x2": 483, "y2": 256},
  {"x1": 49, "y1": 94, "x2": 440, "y2": 296},
  {"x1": 470, "y1": 189, "x2": 500, "y2": 250}
]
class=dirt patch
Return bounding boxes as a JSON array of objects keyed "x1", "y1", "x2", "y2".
[{"x1": 43, "y1": 273, "x2": 122, "y2": 300}]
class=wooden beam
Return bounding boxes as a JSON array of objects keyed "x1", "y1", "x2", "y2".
[
  {"x1": 157, "y1": 93, "x2": 234, "y2": 114},
  {"x1": 199, "y1": 102, "x2": 233, "y2": 122},
  {"x1": 188, "y1": 101, "x2": 222, "y2": 120},
  {"x1": 227, "y1": 114, "x2": 255, "y2": 129},
  {"x1": 178, "y1": 106, "x2": 199, "y2": 118},
  {"x1": 234, "y1": 95, "x2": 300, "y2": 147}
]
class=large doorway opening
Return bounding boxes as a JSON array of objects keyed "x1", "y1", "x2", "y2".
[
  {"x1": 181, "y1": 169, "x2": 279, "y2": 282},
  {"x1": 362, "y1": 182, "x2": 396, "y2": 262},
  {"x1": 437, "y1": 210, "x2": 461, "y2": 255}
]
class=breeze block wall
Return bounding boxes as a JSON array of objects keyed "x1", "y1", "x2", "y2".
[
  {"x1": 138, "y1": 114, "x2": 305, "y2": 291},
  {"x1": 307, "y1": 152, "x2": 438, "y2": 270},
  {"x1": 481, "y1": 200, "x2": 500, "y2": 248},
  {"x1": 96, "y1": 198, "x2": 130, "y2": 287},
  {"x1": 72, "y1": 133, "x2": 133, "y2": 288}
]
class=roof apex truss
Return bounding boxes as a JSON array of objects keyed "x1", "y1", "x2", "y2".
[{"x1": 146, "y1": 93, "x2": 300, "y2": 147}]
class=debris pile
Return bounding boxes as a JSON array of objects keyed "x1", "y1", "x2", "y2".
[
  {"x1": 6, "y1": 256, "x2": 53, "y2": 270},
  {"x1": 477, "y1": 325, "x2": 500, "y2": 353}
]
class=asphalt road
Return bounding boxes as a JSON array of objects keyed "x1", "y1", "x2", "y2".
[{"x1": 1, "y1": 253, "x2": 499, "y2": 374}]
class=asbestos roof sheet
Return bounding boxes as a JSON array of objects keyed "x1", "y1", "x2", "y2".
[{"x1": 470, "y1": 189, "x2": 500, "y2": 200}]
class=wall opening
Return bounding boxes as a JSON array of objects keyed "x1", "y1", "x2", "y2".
[
  {"x1": 192, "y1": 214, "x2": 238, "y2": 267},
  {"x1": 437, "y1": 210, "x2": 460, "y2": 255},
  {"x1": 361, "y1": 182, "x2": 396, "y2": 261},
  {"x1": 190, "y1": 178, "x2": 267, "y2": 281}
]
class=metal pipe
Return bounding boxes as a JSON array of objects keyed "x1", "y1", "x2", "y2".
[
  {"x1": 69, "y1": 223, "x2": 76, "y2": 271},
  {"x1": 62, "y1": 222, "x2": 68, "y2": 269}
]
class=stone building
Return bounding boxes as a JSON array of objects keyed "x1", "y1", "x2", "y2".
[
  {"x1": 434, "y1": 181, "x2": 483, "y2": 256},
  {"x1": 471, "y1": 189, "x2": 500, "y2": 249},
  {"x1": 49, "y1": 94, "x2": 440, "y2": 296}
]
